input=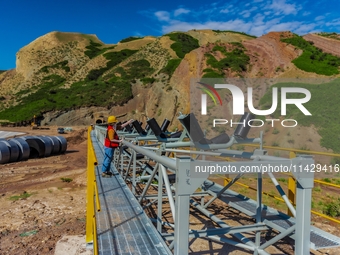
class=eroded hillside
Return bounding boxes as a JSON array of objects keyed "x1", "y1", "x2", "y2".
[
  {"x1": 1, "y1": 30, "x2": 340, "y2": 153},
  {"x1": 0, "y1": 30, "x2": 254, "y2": 125}
]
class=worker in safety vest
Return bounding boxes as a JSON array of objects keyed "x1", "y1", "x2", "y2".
[{"x1": 102, "y1": 115, "x2": 133, "y2": 177}]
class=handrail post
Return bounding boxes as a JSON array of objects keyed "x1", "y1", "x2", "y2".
[
  {"x1": 132, "y1": 150, "x2": 137, "y2": 195},
  {"x1": 288, "y1": 151, "x2": 296, "y2": 216},
  {"x1": 287, "y1": 176, "x2": 296, "y2": 216},
  {"x1": 174, "y1": 156, "x2": 191, "y2": 255},
  {"x1": 291, "y1": 156, "x2": 314, "y2": 255}
]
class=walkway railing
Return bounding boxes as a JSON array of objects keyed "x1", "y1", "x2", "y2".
[{"x1": 86, "y1": 126, "x2": 100, "y2": 255}]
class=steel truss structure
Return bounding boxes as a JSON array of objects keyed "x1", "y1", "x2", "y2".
[{"x1": 93, "y1": 113, "x2": 340, "y2": 255}]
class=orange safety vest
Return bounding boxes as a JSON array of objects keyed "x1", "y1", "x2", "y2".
[{"x1": 104, "y1": 125, "x2": 119, "y2": 148}]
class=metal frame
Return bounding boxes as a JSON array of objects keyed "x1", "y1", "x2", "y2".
[{"x1": 93, "y1": 117, "x2": 340, "y2": 255}]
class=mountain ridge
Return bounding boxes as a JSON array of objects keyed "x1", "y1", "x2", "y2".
[{"x1": 1, "y1": 30, "x2": 340, "y2": 153}]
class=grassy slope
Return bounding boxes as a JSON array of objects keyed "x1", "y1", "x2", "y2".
[{"x1": 259, "y1": 79, "x2": 340, "y2": 152}]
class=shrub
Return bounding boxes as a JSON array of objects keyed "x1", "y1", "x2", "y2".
[
  {"x1": 84, "y1": 40, "x2": 117, "y2": 59},
  {"x1": 126, "y1": 59, "x2": 153, "y2": 79},
  {"x1": 119, "y1": 36, "x2": 143, "y2": 43},
  {"x1": 313, "y1": 186, "x2": 322, "y2": 192},
  {"x1": 160, "y1": 59, "x2": 181, "y2": 77},
  {"x1": 86, "y1": 49, "x2": 138, "y2": 81},
  {"x1": 166, "y1": 33, "x2": 200, "y2": 58},
  {"x1": 9, "y1": 191, "x2": 33, "y2": 201},
  {"x1": 141, "y1": 77, "x2": 156, "y2": 85},
  {"x1": 39, "y1": 60, "x2": 70, "y2": 73},
  {"x1": 203, "y1": 44, "x2": 250, "y2": 77},
  {"x1": 104, "y1": 49, "x2": 138, "y2": 69},
  {"x1": 61, "y1": 177, "x2": 73, "y2": 183},
  {"x1": 318, "y1": 32, "x2": 340, "y2": 41},
  {"x1": 272, "y1": 128, "x2": 280, "y2": 134},
  {"x1": 212, "y1": 30, "x2": 257, "y2": 38},
  {"x1": 322, "y1": 198, "x2": 340, "y2": 217},
  {"x1": 0, "y1": 72, "x2": 132, "y2": 122}
]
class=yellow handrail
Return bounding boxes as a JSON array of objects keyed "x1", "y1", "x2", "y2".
[
  {"x1": 94, "y1": 181, "x2": 101, "y2": 212},
  {"x1": 242, "y1": 144, "x2": 340, "y2": 158},
  {"x1": 86, "y1": 126, "x2": 100, "y2": 253},
  {"x1": 314, "y1": 179, "x2": 340, "y2": 189},
  {"x1": 311, "y1": 210, "x2": 340, "y2": 224}
]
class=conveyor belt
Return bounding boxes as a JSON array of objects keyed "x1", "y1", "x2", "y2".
[{"x1": 92, "y1": 133, "x2": 172, "y2": 255}]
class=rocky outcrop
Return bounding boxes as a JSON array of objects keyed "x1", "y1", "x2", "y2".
[
  {"x1": 243, "y1": 32, "x2": 300, "y2": 77},
  {"x1": 303, "y1": 33, "x2": 340, "y2": 57}
]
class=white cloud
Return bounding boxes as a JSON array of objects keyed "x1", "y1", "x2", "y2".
[
  {"x1": 160, "y1": 16, "x2": 319, "y2": 37},
  {"x1": 150, "y1": 0, "x2": 331, "y2": 38},
  {"x1": 240, "y1": 6, "x2": 258, "y2": 18},
  {"x1": 133, "y1": 31, "x2": 144, "y2": 37},
  {"x1": 220, "y1": 8, "x2": 230, "y2": 13},
  {"x1": 253, "y1": 13, "x2": 265, "y2": 25},
  {"x1": 240, "y1": 10, "x2": 251, "y2": 18},
  {"x1": 325, "y1": 18, "x2": 340, "y2": 27},
  {"x1": 155, "y1": 11, "x2": 170, "y2": 22},
  {"x1": 162, "y1": 19, "x2": 252, "y2": 34},
  {"x1": 220, "y1": 4, "x2": 234, "y2": 13},
  {"x1": 174, "y1": 8, "x2": 190, "y2": 17},
  {"x1": 269, "y1": 21, "x2": 301, "y2": 32},
  {"x1": 315, "y1": 16, "x2": 324, "y2": 21},
  {"x1": 249, "y1": 6, "x2": 258, "y2": 12},
  {"x1": 294, "y1": 23, "x2": 318, "y2": 34},
  {"x1": 265, "y1": 0, "x2": 300, "y2": 15},
  {"x1": 249, "y1": 25, "x2": 269, "y2": 36}
]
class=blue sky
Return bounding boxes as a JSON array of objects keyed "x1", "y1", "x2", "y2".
[{"x1": 1, "y1": 0, "x2": 339, "y2": 70}]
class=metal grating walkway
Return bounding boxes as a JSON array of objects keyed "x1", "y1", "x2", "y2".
[
  {"x1": 203, "y1": 180, "x2": 340, "y2": 250},
  {"x1": 91, "y1": 133, "x2": 172, "y2": 255}
]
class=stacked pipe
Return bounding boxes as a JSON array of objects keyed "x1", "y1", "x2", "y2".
[{"x1": 0, "y1": 135, "x2": 67, "y2": 164}]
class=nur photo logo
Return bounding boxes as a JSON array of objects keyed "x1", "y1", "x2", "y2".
[{"x1": 198, "y1": 81, "x2": 312, "y2": 128}]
